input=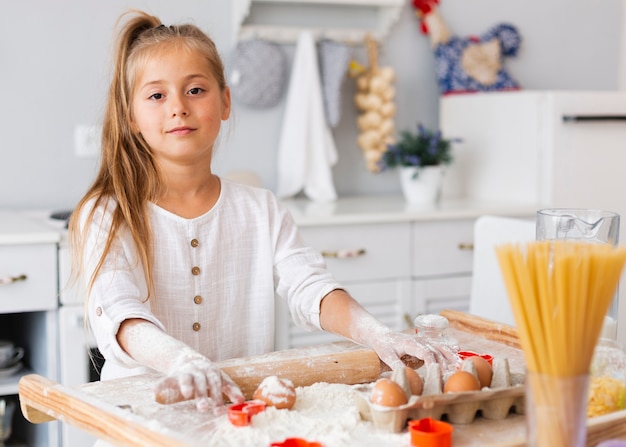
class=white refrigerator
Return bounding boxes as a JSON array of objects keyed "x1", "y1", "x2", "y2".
[
  {"x1": 439, "y1": 90, "x2": 626, "y2": 344},
  {"x1": 440, "y1": 90, "x2": 626, "y2": 215}
]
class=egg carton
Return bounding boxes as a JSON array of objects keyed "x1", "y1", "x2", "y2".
[{"x1": 356, "y1": 357, "x2": 526, "y2": 433}]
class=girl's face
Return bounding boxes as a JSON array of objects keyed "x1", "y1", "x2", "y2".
[{"x1": 131, "y1": 46, "x2": 230, "y2": 168}]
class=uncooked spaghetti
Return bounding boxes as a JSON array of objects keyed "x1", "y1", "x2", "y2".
[{"x1": 496, "y1": 240, "x2": 626, "y2": 446}]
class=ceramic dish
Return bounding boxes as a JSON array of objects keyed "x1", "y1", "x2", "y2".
[{"x1": 0, "y1": 361, "x2": 23, "y2": 378}]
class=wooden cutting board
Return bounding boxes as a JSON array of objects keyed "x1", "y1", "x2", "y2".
[
  {"x1": 18, "y1": 311, "x2": 626, "y2": 446},
  {"x1": 20, "y1": 341, "x2": 389, "y2": 447}
]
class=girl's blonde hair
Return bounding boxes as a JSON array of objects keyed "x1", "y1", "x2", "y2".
[{"x1": 68, "y1": 10, "x2": 228, "y2": 299}]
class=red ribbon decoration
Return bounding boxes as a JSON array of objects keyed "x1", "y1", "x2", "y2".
[{"x1": 412, "y1": 0, "x2": 440, "y2": 34}]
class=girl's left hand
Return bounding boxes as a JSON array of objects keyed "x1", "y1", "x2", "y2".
[{"x1": 369, "y1": 330, "x2": 459, "y2": 372}]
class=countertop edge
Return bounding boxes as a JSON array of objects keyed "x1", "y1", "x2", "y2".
[
  {"x1": 0, "y1": 211, "x2": 61, "y2": 245},
  {"x1": 282, "y1": 196, "x2": 539, "y2": 227}
]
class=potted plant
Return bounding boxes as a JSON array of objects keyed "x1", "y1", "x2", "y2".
[{"x1": 380, "y1": 123, "x2": 458, "y2": 204}]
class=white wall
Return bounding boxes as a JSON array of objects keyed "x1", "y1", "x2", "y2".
[
  {"x1": 0, "y1": 1, "x2": 230, "y2": 210},
  {"x1": 620, "y1": 0, "x2": 626, "y2": 89},
  {"x1": 0, "y1": 0, "x2": 621, "y2": 210}
]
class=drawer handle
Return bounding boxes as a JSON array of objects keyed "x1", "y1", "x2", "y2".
[
  {"x1": 0, "y1": 274, "x2": 27, "y2": 285},
  {"x1": 458, "y1": 243, "x2": 474, "y2": 251},
  {"x1": 321, "y1": 248, "x2": 366, "y2": 259}
]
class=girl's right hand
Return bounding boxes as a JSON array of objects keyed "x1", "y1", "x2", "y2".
[
  {"x1": 155, "y1": 351, "x2": 245, "y2": 413},
  {"x1": 115, "y1": 319, "x2": 245, "y2": 412}
]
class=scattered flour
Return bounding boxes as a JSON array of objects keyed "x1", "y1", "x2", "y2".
[{"x1": 207, "y1": 382, "x2": 409, "y2": 447}]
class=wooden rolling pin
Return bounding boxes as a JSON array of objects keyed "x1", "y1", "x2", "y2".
[
  {"x1": 156, "y1": 342, "x2": 388, "y2": 403},
  {"x1": 156, "y1": 311, "x2": 515, "y2": 404},
  {"x1": 440, "y1": 309, "x2": 520, "y2": 349}
]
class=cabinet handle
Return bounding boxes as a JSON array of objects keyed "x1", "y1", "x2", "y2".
[
  {"x1": 458, "y1": 243, "x2": 474, "y2": 251},
  {"x1": 0, "y1": 274, "x2": 27, "y2": 285},
  {"x1": 321, "y1": 248, "x2": 367, "y2": 259},
  {"x1": 563, "y1": 115, "x2": 626, "y2": 122}
]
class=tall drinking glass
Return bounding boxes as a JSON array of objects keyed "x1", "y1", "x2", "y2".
[{"x1": 536, "y1": 208, "x2": 620, "y2": 337}]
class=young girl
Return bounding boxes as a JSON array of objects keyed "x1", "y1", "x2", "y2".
[{"x1": 69, "y1": 9, "x2": 451, "y2": 415}]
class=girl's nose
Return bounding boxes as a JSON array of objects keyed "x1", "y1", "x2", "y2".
[{"x1": 170, "y1": 96, "x2": 189, "y2": 117}]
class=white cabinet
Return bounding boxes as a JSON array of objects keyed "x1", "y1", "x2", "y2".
[
  {"x1": 439, "y1": 91, "x2": 626, "y2": 233},
  {"x1": 0, "y1": 211, "x2": 60, "y2": 447},
  {"x1": 277, "y1": 222, "x2": 412, "y2": 349},
  {"x1": 0, "y1": 244, "x2": 57, "y2": 313},
  {"x1": 275, "y1": 197, "x2": 535, "y2": 349},
  {"x1": 410, "y1": 219, "x2": 475, "y2": 317},
  {"x1": 300, "y1": 221, "x2": 411, "y2": 282}
]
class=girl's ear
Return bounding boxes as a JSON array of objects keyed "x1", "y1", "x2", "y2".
[{"x1": 221, "y1": 86, "x2": 231, "y2": 121}]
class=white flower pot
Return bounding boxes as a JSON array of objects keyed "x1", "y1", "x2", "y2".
[{"x1": 399, "y1": 165, "x2": 444, "y2": 205}]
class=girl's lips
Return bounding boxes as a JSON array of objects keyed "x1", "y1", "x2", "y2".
[{"x1": 167, "y1": 127, "x2": 195, "y2": 135}]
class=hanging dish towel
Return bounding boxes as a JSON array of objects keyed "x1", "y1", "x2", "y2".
[
  {"x1": 276, "y1": 31, "x2": 338, "y2": 202},
  {"x1": 319, "y1": 39, "x2": 352, "y2": 128},
  {"x1": 229, "y1": 38, "x2": 287, "y2": 108}
]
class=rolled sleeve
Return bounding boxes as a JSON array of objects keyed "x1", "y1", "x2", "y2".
[
  {"x1": 79, "y1": 198, "x2": 165, "y2": 370},
  {"x1": 88, "y1": 269, "x2": 166, "y2": 369}
]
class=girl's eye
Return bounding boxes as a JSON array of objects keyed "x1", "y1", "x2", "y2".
[
  {"x1": 148, "y1": 93, "x2": 164, "y2": 101},
  {"x1": 188, "y1": 87, "x2": 204, "y2": 95}
]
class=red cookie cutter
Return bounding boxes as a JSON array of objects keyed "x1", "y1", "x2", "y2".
[
  {"x1": 408, "y1": 417, "x2": 453, "y2": 447},
  {"x1": 270, "y1": 438, "x2": 323, "y2": 447},
  {"x1": 227, "y1": 400, "x2": 267, "y2": 427},
  {"x1": 458, "y1": 350, "x2": 493, "y2": 366}
]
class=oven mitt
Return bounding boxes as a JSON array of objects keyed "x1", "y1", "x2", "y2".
[
  {"x1": 229, "y1": 39, "x2": 287, "y2": 108},
  {"x1": 319, "y1": 39, "x2": 352, "y2": 128}
]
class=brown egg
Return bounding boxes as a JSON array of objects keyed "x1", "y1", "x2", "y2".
[
  {"x1": 405, "y1": 367, "x2": 424, "y2": 396},
  {"x1": 370, "y1": 378, "x2": 408, "y2": 407},
  {"x1": 468, "y1": 356, "x2": 493, "y2": 388},
  {"x1": 443, "y1": 371, "x2": 481, "y2": 393},
  {"x1": 253, "y1": 376, "x2": 296, "y2": 410}
]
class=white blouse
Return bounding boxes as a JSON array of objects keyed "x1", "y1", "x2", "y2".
[{"x1": 80, "y1": 178, "x2": 342, "y2": 380}]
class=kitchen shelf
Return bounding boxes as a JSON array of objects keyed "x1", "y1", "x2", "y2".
[
  {"x1": 0, "y1": 368, "x2": 32, "y2": 396},
  {"x1": 234, "y1": 0, "x2": 404, "y2": 43}
]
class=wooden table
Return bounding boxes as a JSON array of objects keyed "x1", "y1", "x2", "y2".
[{"x1": 17, "y1": 311, "x2": 626, "y2": 446}]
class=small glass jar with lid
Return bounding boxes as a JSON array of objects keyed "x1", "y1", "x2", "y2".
[{"x1": 413, "y1": 314, "x2": 459, "y2": 353}]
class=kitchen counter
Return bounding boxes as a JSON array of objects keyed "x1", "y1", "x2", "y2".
[
  {"x1": 0, "y1": 211, "x2": 60, "y2": 245},
  {"x1": 282, "y1": 196, "x2": 538, "y2": 227}
]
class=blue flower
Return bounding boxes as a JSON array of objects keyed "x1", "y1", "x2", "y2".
[{"x1": 379, "y1": 123, "x2": 458, "y2": 171}]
